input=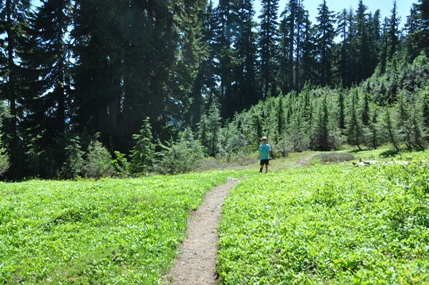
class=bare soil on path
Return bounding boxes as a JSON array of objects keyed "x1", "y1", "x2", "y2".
[
  {"x1": 164, "y1": 178, "x2": 239, "y2": 285},
  {"x1": 164, "y1": 154, "x2": 318, "y2": 284}
]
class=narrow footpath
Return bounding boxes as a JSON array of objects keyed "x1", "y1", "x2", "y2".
[{"x1": 164, "y1": 178, "x2": 239, "y2": 285}]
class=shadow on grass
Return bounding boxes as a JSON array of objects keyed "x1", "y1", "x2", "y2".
[
  {"x1": 379, "y1": 149, "x2": 400, "y2": 158},
  {"x1": 315, "y1": 152, "x2": 356, "y2": 164}
]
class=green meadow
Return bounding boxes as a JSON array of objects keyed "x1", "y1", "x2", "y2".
[
  {"x1": 2, "y1": 151, "x2": 429, "y2": 284},
  {"x1": 218, "y1": 152, "x2": 429, "y2": 284},
  {"x1": 0, "y1": 171, "x2": 242, "y2": 284}
]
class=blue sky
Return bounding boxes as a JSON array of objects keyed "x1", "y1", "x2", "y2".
[
  {"x1": 213, "y1": 0, "x2": 417, "y2": 27},
  {"x1": 277, "y1": 0, "x2": 416, "y2": 24},
  {"x1": 32, "y1": 0, "x2": 417, "y2": 27}
]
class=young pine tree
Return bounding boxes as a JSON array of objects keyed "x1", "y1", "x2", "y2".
[
  {"x1": 61, "y1": 136, "x2": 84, "y2": 180},
  {"x1": 312, "y1": 95, "x2": 331, "y2": 151},
  {"x1": 346, "y1": 89, "x2": 364, "y2": 150},
  {"x1": 155, "y1": 128, "x2": 204, "y2": 174},
  {"x1": 384, "y1": 107, "x2": 400, "y2": 151},
  {"x1": 130, "y1": 117, "x2": 155, "y2": 174},
  {"x1": 83, "y1": 137, "x2": 114, "y2": 179}
]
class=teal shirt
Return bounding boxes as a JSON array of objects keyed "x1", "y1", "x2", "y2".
[{"x1": 258, "y1": 143, "x2": 271, "y2": 160}]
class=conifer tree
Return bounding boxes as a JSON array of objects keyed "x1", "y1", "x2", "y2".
[
  {"x1": 20, "y1": 0, "x2": 74, "y2": 177},
  {"x1": 361, "y1": 91, "x2": 370, "y2": 126},
  {"x1": 369, "y1": 10, "x2": 382, "y2": 69},
  {"x1": 337, "y1": 87, "x2": 346, "y2": 130},
  {"x1": 0, "y1": 0, "x2": 32, "y2": 179},
  {"x1": 130, "y1": 118, "x2": 155, "y2": 174},
  {"x1": 387, "y1": 1, "x2": 401, "y2": 61},
  {"x1": 315, "y1": 0, "x2": 335, "y2": 87},
  {"x1": 280, "y1": 0, "x2": 307, "y2": 92},
  {"x1": 384, "y1": 107, "x2": 400, "y2": 151},
  {"x1": 259, "y1": 0, "x2": 279, "y2": 98},
  {"x1": 278, "y1": 14, "x2": 290, "y2": 94},
  {"x1": 415, "y1": 0, "x2": 429, "y2": 56},
  {"x1": 365, "y1": 106, "x2": 380, "y2": 149},
  {"x1": 276, "y1": 97, "x2": 286, "y2": 142},
  {"x1": 214, "y1": 0, "x2": 240, "y2": 118},
  {"x1": 394, "y1": 93, "x2": 411, "y2": 147},
  {"x1": 189, "y1": 1, "x2": 218, "y2": 129},
  {"x1": 421, "y1": 88, "x2": 429, "y2": 135},
  {"x1": 235, "y1": 0, "x2": 259, "y2": 108},
  {"x1": 0, "y1": 112, "x2": 9, "y2": 177},
  {"x1": 353, "y1": 0, "x2": 372, "y2": 82},
  {"x1": 312, "y1": 95, "x2": 330, "y2": 150},
  {"x1": 300, "y1": 12, "x2": 317, "y2": 86},
  {"x1": 346, "y1": 88, "x2": 364, "y2": 150},
  {"x1": 201, "y1": 101, "x2": 222, "y2": 156},
  {"x1": 404, "y1": 5, "x2": 420, "y2": 61},
  {"x1": 335, "y1": 9, "x2": 354, "y2": 87}
]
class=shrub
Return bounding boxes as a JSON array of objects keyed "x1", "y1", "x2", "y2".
[
  {"x1": 112, "y1": 151, "x2": 129, "y2": 178},
  {"x1": 83, "y1": 139, "x2": 113, "y2": 179},
  {"x1": 129, "y1": 117, "x2": 155, "y2": 174},
  {"x1": 155, "y1": 128, "x2": 205, "y2": 174},
  {"x1": 0, "y1": 147, "x2": 9, "y2": 177},
  {"x1": 60, "y1": 137, "x2": 84, "y2": 179}
]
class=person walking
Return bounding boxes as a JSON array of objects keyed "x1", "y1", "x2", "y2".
[{"x1": 258, "y1": 136, "x2": 271, "y2": 173}]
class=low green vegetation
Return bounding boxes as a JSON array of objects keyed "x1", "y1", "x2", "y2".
[
  {"x1": 218, "y1": 151, "x2": 429, "y2": 284},
  {"x1": 0, "y1": 171, "x2": 242, "y2": 284},
  {"x1": 2, "y1": 148, "x2": 429, "y2": 284}
]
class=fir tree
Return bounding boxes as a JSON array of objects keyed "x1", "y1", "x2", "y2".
[
  {"x1": 259, "y1": 0, "x2": 280, "y2": 98},
  {"x1": 130, "y1": 118, "x2": 155, "y2": 174},
  {"x1": 0, "y1": 0, "x2": 32, "y2": 179},
  {"x1": 346, "y1": 88, "x2": 364, "y2": 150},
  {"x1": 315, "y1": 0, "x2": 335, "y2": 87}
]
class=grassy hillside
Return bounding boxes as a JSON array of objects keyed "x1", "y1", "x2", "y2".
[
  {"x1": 0, "y1": 171, "x2": 243, "y2": 284},
  {"x1": 217, "y1": 150, "x2": 429, "y2": 284},
  {"x1": 2, "y1": 148, "x2": 429, "y2": 284}
]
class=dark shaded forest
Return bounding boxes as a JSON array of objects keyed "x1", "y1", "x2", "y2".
[{"x1": 0, "y1": 0, "x2": 429, "y2": 180}]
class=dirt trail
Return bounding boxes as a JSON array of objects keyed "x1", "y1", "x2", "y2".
[
  {"x1": 292, "y1": 154, "x2": 317, "y2": 168},
  {"x1": 164, "y1": 154, "x2": 315, "y2": 284},
  {"x1": 164, "y1": 178, "x2": 239, "y2": 285}
]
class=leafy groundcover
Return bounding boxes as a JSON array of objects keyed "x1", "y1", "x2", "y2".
[
  {"x1": 218, "y1": 156, "x2": 429, "y2": 284},
  {"x1": 0, "y1": 171, "x2": 239, "y2": 284}
]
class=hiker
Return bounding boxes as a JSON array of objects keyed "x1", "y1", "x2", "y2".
[{"x1": 258, "y1": 136, "x2": 271, "y2": 173}]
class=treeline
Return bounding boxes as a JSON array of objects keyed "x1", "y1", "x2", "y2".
[
  {"x1": 215, "y1": 54, "x2": 429, "y2": 157},
  {"x1": 0, "y1": 0, "x2": 429, "y2": 180}
]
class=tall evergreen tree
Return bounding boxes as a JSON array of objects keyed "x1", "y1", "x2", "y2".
[
  {"x1": 384, "y1": 107, "x2": 400, "y2": 151},
  {"x1": 278, "y1": 11, "x2": 290, "y2": 94},
  {"x1": 335, "y1": 8, "x2": 354, "y2": 87},
  {"x1": 315, "y1": 0, "x2": 335, "y2": 87},
  {"x1": 20, "y1": 0, "x2": 74, "y2": 177},
  {"x1": 379, "y1": 17, "x2": 390, "y2": 74},
  {"x1": 71, "y1": 0, "x2": 205, "y2": 151},
  {"x1": 235, "y1": 0, "x2": 258, "y2": 108},
  {"x1": 346, "y1": 88, "x2": 364, "y2": 150},
  {"x1": 280, "y1": 0, "x2": 306, "y2": 92},
  {"x1": 214, "y1": 0, "x2": 240, "y2": 118},
  {"x1": 415, "y1": 0, "x2": 429, "y2": 56},
  {"x1": 188, "y1": 1, "x2": 219, "y2": 129},
  {"x1": 421, "y1": 88, "x2": 429, "y2": 138},
  {"x1": 337, "y1": 87, "x2": 346, "y2": 130},
  {"x1": 0, "y1": 0, "x2": 32, "y2": 179},
  {"x1": 404, "y1": 5, "x2": 421, "y2": 60},
  {"x1": 258, "y1": 0, "x2": 279, "y2": 98},
  {"x1": 368, "y1": 10, "x2": 382, "y2": 76},
  {"x1": 353, "y1": 0, "x2": 372, "y2": 83},
  {"x1": 387, "y1": 1, "x2": 401, "y2": 61},
  {"x1": 300, "y1": 11, "x2": 317, "y2": 87},
  {"x1": 312, "y1": 95, "x2": 331, "y2": 150}
]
